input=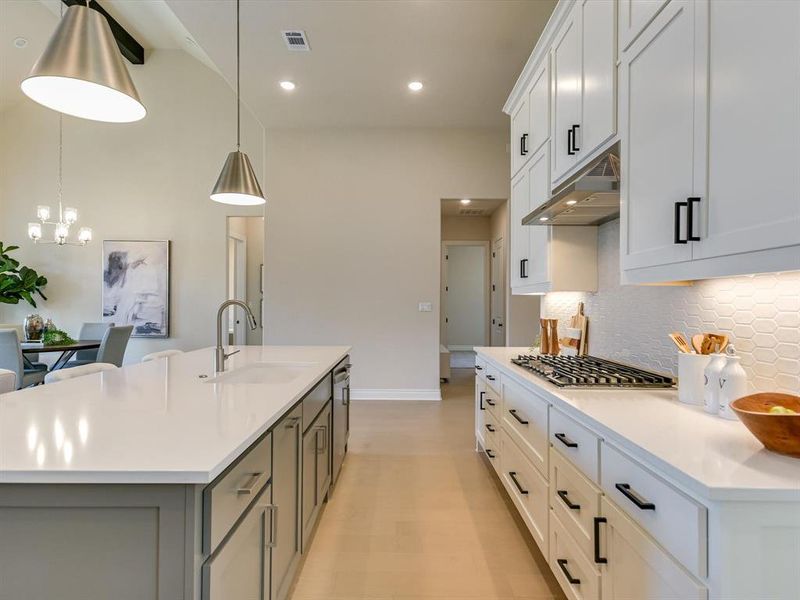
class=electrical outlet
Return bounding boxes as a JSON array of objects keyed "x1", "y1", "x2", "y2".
[{"x1": 418, "y1": 302, "x2": 433, "y2": 312}]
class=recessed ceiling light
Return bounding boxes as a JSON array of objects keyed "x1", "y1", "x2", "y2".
[
  {"x1": 460, "y1": 198, "x2": 471, "y2": 205},
  {"x1": 539, "y1": 216, "x2": 549, "y2": 222},
  {"x1": 279, "y1": 80, "x2": 296, "y2": 91},
  {"x1": 565, "y1": 199, "x2": 577, "y2": 206},
  {"x1": 408, "y1": 81, "x2": 423, "y2": 92},
  {"x1": 13, "y1": 37, "x2": 28, "y2": 49}
]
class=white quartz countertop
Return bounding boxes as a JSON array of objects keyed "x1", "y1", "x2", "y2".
[
  {"x1": 0, "y1": 346, "x2": 350, "y2": 485},
  {"x1": 476, "y1": 347, "x2": 800, "y2": 502}
]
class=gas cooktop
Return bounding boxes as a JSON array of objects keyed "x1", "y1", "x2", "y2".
[{"x1": 510, "y1": 354, "x2": 675, "y2": 388}]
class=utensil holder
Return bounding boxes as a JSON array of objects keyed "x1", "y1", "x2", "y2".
[{"x1": 678, "y1": 353, "x2": 712, "y2": 405}]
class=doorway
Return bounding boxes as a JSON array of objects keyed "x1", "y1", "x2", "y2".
[
  {"x1": 227, "y1": 216, "x2": 265, "y2": 346},
  {"x1": 442, "y1": 241, "x2": 490, "y2": 352}
]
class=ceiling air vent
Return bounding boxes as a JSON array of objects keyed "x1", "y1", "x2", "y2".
[
  {"x1": 459, "y1": 208, "x2": 487, "y2": 217},
  {"x1": 282, "y1": 30, "x2": 310, "y2": 52}
]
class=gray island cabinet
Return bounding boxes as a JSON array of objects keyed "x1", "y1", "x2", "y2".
[{"x1": 0, "y1": 346, "x2": 351, "y2": 600}]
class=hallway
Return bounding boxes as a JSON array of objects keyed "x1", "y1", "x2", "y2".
[{"x1": 290, "y1": 368, "x2": 564, "y2": 599}]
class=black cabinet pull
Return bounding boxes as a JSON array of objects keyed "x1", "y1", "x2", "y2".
[
  {"x1": 485, "y1": 398, "x2": 496, "y2": 406},
  {"x1": 486, "y1": 374, "x2": 496, "y2": 381},
  {"x1": 509, "y1": 409, "x2": 529, "y2": 425},
  {"x1": 485, "y1": 423, "x2": 496, "y2": 433},
  {"x1": 557, "y1": 490, "x2": 580, "y2": 510},
  {"x1": 554, "y1": 432, "x2": 578, "y2": 448},
  {"x1": 615, "y1": 483, "x2": 656, "y2": 510},
  {"x1": 687, "y1": 197, "x2": 701, "y2": 241},
  {"x1": 572, "y1": 124, "x2": 580, "y2": 152},
  {"x1": 567, "y1": 127, "x2": 574, "y2": 156},
  {"x1": 593, "y1": 517, "x2": 608, "y2": 564},
  {"x1": 508, "y1": 471, "x2": 529, "y2": 495},
  {"x1": 674, "y1": 200, "x2": 688, "y2": 244},
  {"x1": 475, "y1": 365, "x2": 483, "y2": 371},
  {"x1": 486, "y1": 449, "x2": 496, "y2": 459},
  {"x1": 521, "y1": 133, "x2": 528, "y2": 156},
  {"x1": 479, "y1": 390, "x2": 486, "y2": 411},
  {"x1": 557, "y1": 559, "x2": 581, "y2": 585},
  {"x1": 520, "y1": 258, "x2": 528, "y2": 279}
]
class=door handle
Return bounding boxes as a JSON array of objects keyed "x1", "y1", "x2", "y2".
[
  {"x1": 342, "y1": 386, "x2": 350, "y2": 406},
  {"x1": 479, "y1": 390, "x2": 486, "y2": 410},
  {"x1": 520, "y1": 133, "x2": 528, "y2": 156},
  {"x1": 687, "y1": 197, "x2": 701, "y2": 241},
  {"x1": 557, "y1": 489, "x2": 581, "y2": 510},
  {"x1": 508, "y1": 471, "x2": 529, "y2": 495},
  {"x1": 615, "y1": 483, "x2": 656, "y2": 510},
  {"x1": 556, "y1": 559, "x2": 581, "y2": 585},
  {"x1": 674, "y1": 200, "x2": 689, "y2": 244},
  {"x1": 572, "y1": 124, "x2": 580, "y2": 152},
  {"x1": 520, "y1": 258, "x2": 528, "y2": 279},
  {"x1": 593, "y1": 517, "x2": 608, "y2": 564},
  {"x1": 567, "y1": 127, "x2": 574, "y2": 156},
  {"x1": 261, "y1": 504, "x2": 278, "y2": 548},
  {"x1": 315, "y1": 426, "x2": 328, "y2": 454}
]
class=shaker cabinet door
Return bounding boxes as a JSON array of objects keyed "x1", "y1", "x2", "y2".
[{"x1": 551, "y1": 7, "x2": 581, "y2": 183}]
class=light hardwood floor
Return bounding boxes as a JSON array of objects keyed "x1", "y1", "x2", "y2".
[{"x1": 290, "y1": 368, "x2": 565, "y2": 600}]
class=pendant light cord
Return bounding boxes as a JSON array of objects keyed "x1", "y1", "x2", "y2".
[
  {"x1": 58, "y1": 114, "x2": 63, "y2": 221},
  {"x1": 236, "y1": 0, "x2": 241, "y2": 150}
]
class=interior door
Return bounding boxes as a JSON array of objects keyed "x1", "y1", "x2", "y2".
[
  {"x1": 694, "y1": 0, "x2": 800, "y2": 261},
  {"x1": 551, "y1": 6, "x2": 581, "y2": 183},
  {"x1": 619, "y1": 0, "x2": 697, "y2": 271},
  {"x1": 271, "y1": 408, "x2": 301, "y2": 600},
  {"x1": 490, "y1": 238, "x2": 505, "y2": 346}
]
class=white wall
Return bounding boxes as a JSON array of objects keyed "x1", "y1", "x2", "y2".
[
  {"x1": 263, "y1": 128, "x2": 509, "y2": 398},
  {"x1": 227, "y1": 216, "x2": 265, "y2": 345},
  {"x1": 445, "y1": 245, "x2": 486, "y2": 349},
  {"x1": 0, "y1": 49, "x2": 265, "y2": 362}
]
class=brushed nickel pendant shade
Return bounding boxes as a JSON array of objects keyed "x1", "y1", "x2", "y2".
[
  {"x1": 21, "y1": 4, "x2": 145, "y2": 123},
  {"x1": 210, "y1": 0, "x2": 265, "y2": 205}
]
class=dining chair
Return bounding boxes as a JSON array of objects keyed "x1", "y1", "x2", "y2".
[
  {"x1": 0, "y1": 329, "x2": 47, "y2": 389},
  {"x1": 74, "y1": 322, "x2": 113, "y2": 363},
  {"x1": 45, "y1": 362, "x2": 117, "y2": 384},
  {"x1": 0, "y1": 323, "x2": 45, "y2": 367},
  {"x1": 69, "y1": 325, "x2": 133, "y2": 368},
  {"x1": 0, "y1": 368, "x2": 16, "y2": 394},
  {"x1": 141, "y1": 349, "x2": 184, "y2": 363}
]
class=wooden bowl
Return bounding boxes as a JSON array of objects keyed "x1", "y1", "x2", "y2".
[{"x1": 731, "y1": 393, "x2": 800, "y2": 458}]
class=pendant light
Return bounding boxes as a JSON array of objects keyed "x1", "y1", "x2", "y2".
[
  {"x1": 210, "y1": 0, "x2": 265, "y2": 206},
  {"x1": 21, "y1": 3, "x2": 145, "y2": 123},
  {"x1": 28, "y1": 114, "x2": 93, "y2": 247}
]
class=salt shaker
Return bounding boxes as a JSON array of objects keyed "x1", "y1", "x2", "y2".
[
  {"x1": 718, "y1": 345, "x2": 747, "y2": 420},
  {"x1": 703, "y1": 353, "x2": 726, "y2": 414}
]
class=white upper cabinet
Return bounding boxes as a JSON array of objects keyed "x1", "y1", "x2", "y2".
[
  {"x1": 617, "y1": 0, "x2": 670, "y2": 52},
  {"x1": 619, "y1": 0, "x2": 698, "y2": 272},
  {"x1": 693, "y1": 0, "x2": 800, "y2": 262},
  {"x1": 621, "y1": 0, "x2": 800, "y2": 282},
  {"x1": 527, "y1": 59, "x2": 550, "y2": 157},
  {"x1": 525, "y1": 146, "x2": 551, "y2": 287},
  {"x1": 510, "y1": 168, "x2": 531, "y2": 289},
  {"x1": 511, "y1": 94, "x2": 531, "y2": 177},
  {"x1": 552, "y1": 0, "x2": 617, "y2": 185}
]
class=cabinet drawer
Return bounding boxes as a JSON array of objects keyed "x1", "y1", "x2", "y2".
[
  {"x1": 303, "y1": 375, "x2": 332, "y2": 432},
  {"x1": 484, "y1": 363, "x2": 501, "y2": 393},
  {"x1": 483, "y1": 380, "x2": 502, "y2": 420},
  {"x1": 475, "y1": 355, "x2": 487, "y2": 381},
  {"x1": 483, "y1": 412, "x2": 501, "y2": 470},
  {"x1": 203, "y1": 432, "x2": 272, "y2": 554},
  {"x1": 550, "y1": 448, "x2": 602, "y2": 563},
  {"x1": 549, "y1": 510, "x2": 601, "y2": 600},
  {"x1": 549, "y1": 408, "x2": 599, "y2": 484},
  {"x1": 500, "y1": 429, "x2": 549, "y2": 555},
  {"x1": 601, "y1": 442, "x2": 707, "y2": 578},
  {"x1": 502, "y1": 377, "x2": 549, "y2": 477}
]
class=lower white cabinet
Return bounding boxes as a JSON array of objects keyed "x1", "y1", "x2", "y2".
[
  {"x1": 549, "y1": 509, "x2": 601, "y2": 600},
  {"x1": 598, "y1": 497, "x2": 707, "y2": 600}
]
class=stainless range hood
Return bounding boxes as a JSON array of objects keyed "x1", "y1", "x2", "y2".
[{"x1": 523, "y1": 146, "x2": 620, "y2": 226}]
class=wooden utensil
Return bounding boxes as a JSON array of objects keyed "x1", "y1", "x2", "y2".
[
  {"x1": 669, "y1": 332, "x2": 692, "y2": 353},
  {"x1": 710, "y1": 333, "x2": 729, "y2": 353},
  {"x1": 691, "y1": 334, "x2": 705, "y2": 354}
]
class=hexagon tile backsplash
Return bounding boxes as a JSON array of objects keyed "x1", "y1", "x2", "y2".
[{"x1": 542, "y1": 220, "x2": 800, "y2": 394}]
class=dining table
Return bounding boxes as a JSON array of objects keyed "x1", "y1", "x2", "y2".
[{"x1": 21, "y1": 340, "x2": 102, "y2": 371}]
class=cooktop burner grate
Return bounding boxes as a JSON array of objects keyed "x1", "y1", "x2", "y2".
[{"x1": 510, "y1": 354, "x2": 675, "y2": 388}]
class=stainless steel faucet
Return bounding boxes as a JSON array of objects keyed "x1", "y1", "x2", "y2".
[{"x1": 216, "y1": 299, "x2": 258, "y2": 372}]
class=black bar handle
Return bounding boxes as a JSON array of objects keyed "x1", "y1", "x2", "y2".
[
  {"x1": 486, "y1": 449, "x2": 496, "y2": 459},
  {"x1": 567, "y1": 127, "x2": 574, "y2": 156},
  {"x1": 485, "y1": 423, "x2": 496, "y2": 433},
  {"x1": 557, "y1": 559, "x2": 581, "y2": 585},
  {"x1": 475, "y1": 365, "x2": 483, "y2": 371},
  {"x1": 615, "y1": 483, "x2": 656, "y2": 510},
  {"x1": 479, "y1": 390, "x2": 486, "y2": 411},
  {"x1": 674, "y1": 201, "x2": 688, "y2": 244},
  {"x1": 521, "y1": 133, "x2": 528, "y2": 156},
  {"x1": 687, "y1": 197, "x2": 701, "y2": 241},
  {"x1": 572, "y1": 124, "x2": 580, "y2": 152},
  {"x1": 520, "y1": 258, "x2": 528, "y2": 279},
  {"x1": 509, "y1": 409, "x2": 529, "y2": 425},
  {"x1": 554, "y1": 432, "x2": 578, "y2": 448},
  {"x1": 485, "y1": 398, "x2": 496, "y2": 406},
  {"x1": 508, "y1": 471, "x2": 529, "y2": 495},
  {"x1": 593, "y1": 517, "x2": 608, "y2": 564},
  {"x1": 486, "y1": 375, "x2": 496, "y2": 382},
  {"x1": 557, "y1": 490, "x2": 580, "y2": 510}
]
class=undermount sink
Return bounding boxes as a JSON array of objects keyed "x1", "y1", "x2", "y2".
[{"x1": 204, "y1": 361, "x2": 318, "y2": 385}]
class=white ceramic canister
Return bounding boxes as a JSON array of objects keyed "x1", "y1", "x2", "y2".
[
  {"x1": 703, "y1": 353, "x2": 726, "y2": 414},
  {"x1": 719, "y1": 346, "x2": 747, "y2": 420},
  {"x1": 678, "y1": 352, "x2": 711, "y2": 405}
]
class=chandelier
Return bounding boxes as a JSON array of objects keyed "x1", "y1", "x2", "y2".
[{"x1": 27, "y1": 114, "x2": 92, "y2": 246}]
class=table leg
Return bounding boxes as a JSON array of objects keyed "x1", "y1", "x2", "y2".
[
  {"x1": 22, "y1": 355, "x2": 36, "y2": 370},
  {"x1": 51, "y1": 350, "x2": 78, "y2": 371}
]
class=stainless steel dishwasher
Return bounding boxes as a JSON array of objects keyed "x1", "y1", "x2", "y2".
[{"x1": 331, "y1": 356, "x2": 350, "y2": 488}]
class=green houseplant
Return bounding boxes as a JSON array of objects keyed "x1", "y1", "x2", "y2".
[{"x1": 0, "y1": 242, "x2": 48, "y2": 308}]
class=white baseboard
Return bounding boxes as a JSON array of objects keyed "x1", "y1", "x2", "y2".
[
  {"x1": 350, "y1": 388, "x2": 442, "y2": 401},
  {"x1": 447, "y1": 345, "x2": 476, "y2": 352}
]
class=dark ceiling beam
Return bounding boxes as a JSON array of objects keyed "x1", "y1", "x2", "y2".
[{"x1": 62, "y1": 0, "x2": 145, "y2": 65}]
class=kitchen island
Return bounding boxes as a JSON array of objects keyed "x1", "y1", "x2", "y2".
[{"x1": 0, "y1": 345, "x2": 351, "y2": 600}]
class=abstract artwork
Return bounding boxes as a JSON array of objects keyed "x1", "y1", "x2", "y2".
[{"x1": 102, "y1": 240, "x2": 170, "y2": 338}]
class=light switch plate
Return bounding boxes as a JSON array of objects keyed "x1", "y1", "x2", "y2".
[{"x1": 418, "y1": 302, "x2": 433, "y2": 312}]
